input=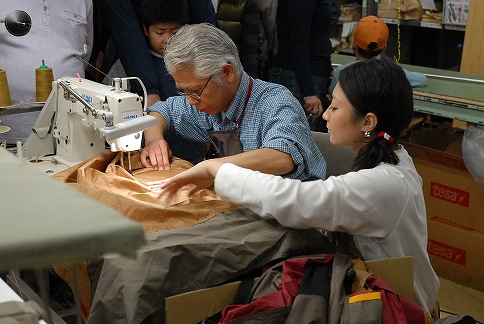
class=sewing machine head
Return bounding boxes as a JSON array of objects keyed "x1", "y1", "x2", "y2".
[{"x1": 22, "y1": 77, "x2": 157, "y2": 167}]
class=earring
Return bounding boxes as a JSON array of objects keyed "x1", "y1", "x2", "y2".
[{"x1": 364, "y1": 130, "x2": 371, "y2": 138}]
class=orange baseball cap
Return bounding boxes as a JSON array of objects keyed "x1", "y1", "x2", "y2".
[{"x1": 352, "y1": 16, "x2": 389, "y2": 51}]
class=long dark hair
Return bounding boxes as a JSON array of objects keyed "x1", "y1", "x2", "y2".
[{"x1": 339, "y1": 57, "x2": 414, "y2": 172}]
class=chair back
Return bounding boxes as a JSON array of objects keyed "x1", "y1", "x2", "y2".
[{"x1": 312, "y1": 131, "x2": 354, "y2": 178}]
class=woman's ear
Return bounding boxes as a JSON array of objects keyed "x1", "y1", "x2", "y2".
[{"x1": 363, "y1": 112, "x2": 378, "y2": 132}]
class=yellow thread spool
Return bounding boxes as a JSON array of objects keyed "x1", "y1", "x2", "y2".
[
  {"x1": 35, "y1": 60, "x2": 54, "y2": 102},
  {"x1": 0, "y1": 69, "x2": 13, "y2": 107}
]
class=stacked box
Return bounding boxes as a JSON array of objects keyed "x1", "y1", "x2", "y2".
[
  {"x1": 404, "y1": 139, "x2": 484, "y2": 233},
  {"x1": 378, "y1": 0, "x2": 424, "y2": 20},
  {"x1": 427, "y1": 215, "x2": 484, "y2": 293},
  {"x1": 443, "y1": 0, "x2": 469, "y2": 25},
  {"x1": 403, "y1": 133, "x2": 484, "y2": 291}
]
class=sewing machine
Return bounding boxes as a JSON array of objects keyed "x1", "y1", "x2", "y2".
[{"x1": 21, "y1": 77, "x2": 157, "y2": 168}]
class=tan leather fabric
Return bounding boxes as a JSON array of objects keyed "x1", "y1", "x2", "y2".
[{"x1": 53, "y1": 150, "x2": 240, "y2": 233}]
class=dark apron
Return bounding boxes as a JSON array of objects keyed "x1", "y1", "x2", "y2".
[{"x1": 207, "y1": 77, "x2": 253, "y2": 158}]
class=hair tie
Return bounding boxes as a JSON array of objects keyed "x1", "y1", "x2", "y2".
[{"x1": 378, "y1": 131, "x2": 394, "y2": 142}]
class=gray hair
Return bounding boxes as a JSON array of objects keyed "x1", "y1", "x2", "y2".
[{"x1": 164, "y1": 23, "x2": 243, "y2": 84}]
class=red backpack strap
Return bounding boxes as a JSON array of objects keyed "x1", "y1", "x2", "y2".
[
  {"x1": 219, "y1": 255, "x2": 333, "y2": 323},
  {"x1": 366, "y1": 275, "x2": 430, "y2": 324}
]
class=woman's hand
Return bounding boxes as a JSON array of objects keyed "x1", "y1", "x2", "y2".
[{"x1": 156, "y1": 159, "x2": 225, "y2": 199}]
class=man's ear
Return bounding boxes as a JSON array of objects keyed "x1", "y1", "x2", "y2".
[
  {"x1": 222, "y1": 63, "x2": 236, "y2": 82},
  {"x1": 143, "y1": 24, "x2": 149, "y2": 37}
]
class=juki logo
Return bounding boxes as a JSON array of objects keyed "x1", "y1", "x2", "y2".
[
  {"x1": 430, "y1": 181, "x2": 469, "y2": 207},
  {"x1": 427, "y1": 239, "x2": 466, "y2": 265},
  {"x1": 123, "y1": 114, "x2": 139, "y2": 121}
]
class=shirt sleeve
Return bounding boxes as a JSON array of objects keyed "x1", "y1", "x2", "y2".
[
  {"x1": 214, "y1": 163, "x2": 407, "y2": 238},
  {"x1": 404, "y1": 69, "x2": 428, "y2": 88},
  {"x1": 253, "y1": 85, "x2": 326, "y2": 180},
  {"x1": 148, "y1": 97, "x2": 211, "y2": 143}
]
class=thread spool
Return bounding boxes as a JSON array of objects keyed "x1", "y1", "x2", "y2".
[
  {"x1": 35, "y1": 60, "x2": 54, "y2": 102},
  {"x1": 0, "y1": 69, "x2": 13, "y2": 107}
]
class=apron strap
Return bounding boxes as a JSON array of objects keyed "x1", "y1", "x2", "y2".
[{"x1": 234, "y1": 77, "x2": 253, "y2": 129}]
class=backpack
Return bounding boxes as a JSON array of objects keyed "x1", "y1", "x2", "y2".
[{"x1": 201, "y1": 253, "x2": 433, "y2": 324}]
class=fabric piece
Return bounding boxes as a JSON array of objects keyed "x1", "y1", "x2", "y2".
[
  {"x1": 53, "y1": 150, "x2": 239, "y2": 233},
  {"x1": 87, "y1": 208, "x2": 335, "y2": 323},
  {"x1": 51, "y1": 150, "x2": 238, "y2": 320}
]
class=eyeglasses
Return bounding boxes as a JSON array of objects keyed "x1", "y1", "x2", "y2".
[{"x1": 177, "y1": 75, "x2": 213, "y2": 100}]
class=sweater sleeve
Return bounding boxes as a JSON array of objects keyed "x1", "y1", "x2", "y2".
[{"x1": 214, "y1": 163, "x2": 407, "y2": 238}]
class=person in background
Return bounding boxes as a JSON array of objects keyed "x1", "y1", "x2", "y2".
[
  {"x1": 104, "y1": 0, "x2": 206, "y2": 165},
  {"x1": 140, "y1": 23, "x2": 326, "y2": 181},
  {"x1": 269, "y1": 0, "x2": 338, "y2": 132},
  {"x1": 155, "y1": 58, "x2": 440, "y2": 314},
  {"x1": 329, "y1": 15, "x2": 427, "y2": 95},
  {"x1": 0, "y1": 1, "x2": 93, "y2": 145},
  {"x1": 99, "y1": 0, "x2": 216, "y2": 107},
  {"x1": 215, "y1": 0, "x2": 262, "y2": 79}
]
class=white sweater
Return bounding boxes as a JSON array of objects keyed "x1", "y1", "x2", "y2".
[{"x1": 215, "y1": 146, "x2": 439, "y2": 312}]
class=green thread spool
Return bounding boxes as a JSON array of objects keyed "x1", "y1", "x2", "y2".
[
  {"x1": 0, "y1": 69, "x2": 13, "y2": 107},
  {"x1": 35, "y1": 60, "x2": 54, "y2": 102}
]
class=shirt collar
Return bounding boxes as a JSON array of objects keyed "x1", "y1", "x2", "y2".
[{"x1": 223, "y1": 71, "x2": 250, "y2": 124}]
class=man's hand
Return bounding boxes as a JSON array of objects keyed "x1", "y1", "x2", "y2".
[
  {"x1": 140, "y1": 138, "x2": 173, "y2": 170},
  {"x1": 303, "y1": 95, "x2": 323, "y2": 117}
]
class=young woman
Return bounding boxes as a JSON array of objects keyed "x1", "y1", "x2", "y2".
[{"x1": 156, "y1": 57, "x2": 439, "y2": 313}]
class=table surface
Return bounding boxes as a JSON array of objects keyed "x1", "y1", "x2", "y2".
[
  {"x1": 331, "y1": 54, "x2": 484, "y2": 124},
  {"x1": 331, "y1": 54, "x2": 484, "y2": 104},
  {"x1": 0, "y1": 148, "x2": 145, "y2": 271}
]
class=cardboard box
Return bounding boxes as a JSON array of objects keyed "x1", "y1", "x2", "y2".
[
  {"x1": 427, "y1": 214, "x2": 484, "y2": 293},
  {"x1": 442, "y1": 0, "x2": 469, "y2": 25},
  {"x1": 339, "y1": 4, "x2": 362, "y2": 22},
  {"x1": 164, "y1": 257, "x2": 414, "y2": 324},
  {"x1": 403, "y1": 135, "x2": 484, "y2": 233},
  {"x1": 378, "y1": 0, "x2": 424, "y2": 20}
]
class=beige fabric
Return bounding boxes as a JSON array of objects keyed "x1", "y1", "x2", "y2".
[
  {"x1": 52, "y1": 150, "x2": 239, "y2": 319},
  {"x1": 53, "y1": 150, "x2": 240, "y2": 233}
]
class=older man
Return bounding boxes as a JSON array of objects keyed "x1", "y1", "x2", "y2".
[{"x1": 141, "y1": 23, "x2": 326, "y2": 181}]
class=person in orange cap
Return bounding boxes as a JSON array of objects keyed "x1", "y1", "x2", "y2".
[{"x1": 329, "y1": 15, "x2": 427, "y2": 95}]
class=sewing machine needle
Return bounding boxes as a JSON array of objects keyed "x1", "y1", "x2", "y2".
[{"x1": 128, "y1": 151, "x2": 132, "y2": 174}]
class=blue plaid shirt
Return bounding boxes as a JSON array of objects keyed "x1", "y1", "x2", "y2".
[{"x1": 148, "y1": 72, "x2": 326, "y2": 180}]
